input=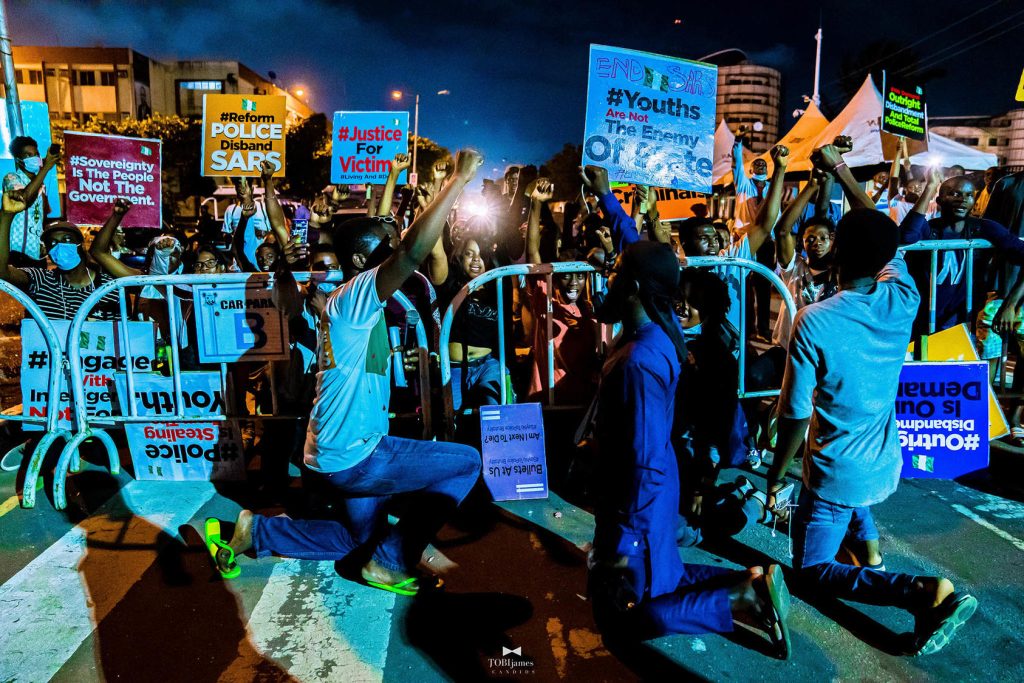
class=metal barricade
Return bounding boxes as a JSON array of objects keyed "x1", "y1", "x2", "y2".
[
  {"x1": 0, "y1": 280, "x2": 74, "y2": 509},
  {"x1": 52, "y1": 271, "x2": 431, "y2": 510},
  {"x1": 898, "y1": 239, "x2": 993, "y2": 335}
]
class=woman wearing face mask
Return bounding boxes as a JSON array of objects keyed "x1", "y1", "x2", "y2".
[
  {"x1": 0, "y1": 191, "x2": 130, "y2": 320},
  {"x1": 2, "y1": 137, "x2": 60, "y2": 261}
]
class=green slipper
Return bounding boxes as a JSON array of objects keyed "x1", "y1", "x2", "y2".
[
  {"x1": 204, "y1": 518, "x2": 241, "y2": 580},
  {"x1": 914, "y1": 593, "x2": 977, "y2": 656},
  {"x1": 763, "y1": 564, "x2": 792, "y2": 660},
  {"x1": 364, "y1": 576, "x2": 420, "y2": 596}
]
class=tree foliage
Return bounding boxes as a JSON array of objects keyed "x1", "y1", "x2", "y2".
[
  {"x1": 539, "y1": 143, "x2": 583, "y2": 202},
  {"x1": 283, "y1": 113, "x2": 331, "y2": 199},
  {"x1": 409, "y1": 135, "x2": 452, "y2": 182}
]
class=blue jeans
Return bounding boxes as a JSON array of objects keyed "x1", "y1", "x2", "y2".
[
  {"x1": 252, "y1": 435, "x2": 481, "y2": 572},
  {"x1": 451, "y1": 355, "x2": 504, "y2": 411},
  {"x1": 792, "y1": 487, "x2": 916, "y2": 607}
]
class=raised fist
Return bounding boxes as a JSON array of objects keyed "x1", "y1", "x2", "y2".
[
  {"x1": 259, "y1": 160, "x2": 276, "y2": 183},
  {"x1": 2, "y1": 189, "x2": 26, "y2": 215},
  {"x1": 770, "y1": 144, "x2": 790, "y2": 166},
  {"x1": 46, "y1": 143, "x2": 62, "y2": 163},
  {"x1": 532, "y1": 178, "x2": 554, "y2": 203},
  {"x1": 392, "y1": 153, "x2": 412, "y2": 173},
  {"x1": 112, "y1": 197, "x2": 133, "y2": 216},
  {"x1": 581, "y1": 165, "x2": 611, "y2": 196},
  {"x1": 832, "y1": 135, "x2": 853, "y2": 154},
  {"x1": 453, "y1": 149, "x2": 483, "y2": 182}
]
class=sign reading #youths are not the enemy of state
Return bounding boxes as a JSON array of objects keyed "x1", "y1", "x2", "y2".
[
  {"x1": 64, "y1": 131, "x2": 162, "y2": 228},
  {"x1": 202, "y1": 94, "x2": 287, "y2": 177},
  {"x1": 583, "y1": 44, "x2": 717, "y2": 193}
]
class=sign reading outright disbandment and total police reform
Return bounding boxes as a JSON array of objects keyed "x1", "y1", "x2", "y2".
[
  {"x1": 896, "y1": 362, "x2": 988, "y2": 479},
  {"x1": 583, "y1": 44, "x2": 717, "y2": 193},
  {"x1": 331, "y1": 111, "x2": 410, "y2": 184},
  {"x1": 201, "y1": 94, "x2": 287, "y2": 177},
  {"x1": 881, "y1": 71, "x2": 927, "y2": 141},
  {"x1": 63, "y1": 131, "x2": 162, "y2": 228}
]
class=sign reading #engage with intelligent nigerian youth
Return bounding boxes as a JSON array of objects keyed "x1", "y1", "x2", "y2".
[
  {"x1": 331, "y1": 111, "x2": 409, "y2": 185},
  {"x1": 192, "y1": 281, "x2": 289, "y2": 363},
  {"x1": 480, "y1": 403, "x2": 548, "y2": 501},
  {"x1": 896, "y1": 362, "x2": 988, "y2": 479},
  {"x1": 583, "y1": 44, "x2": 717, "y2": 193}
]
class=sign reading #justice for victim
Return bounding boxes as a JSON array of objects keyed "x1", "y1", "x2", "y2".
[
  {"x1": 202, "y1": 94, "x2": 287, "y2": 177},
  {"x1": 583, "y1": 44, "x2": 717, "y2": 193},
  {"x1": 331, "y1": 111, "x2": 409, "y2": 184}
]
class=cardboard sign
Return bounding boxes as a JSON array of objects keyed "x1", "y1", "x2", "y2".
[
  {"x1": 480, "y1": 403, "x2": 548, "y2": 501},
  {"x1": 20, "y1": 319, "x2": 157, "y2": 430},
  {"x1": 113, "y1": 372, "x2": 245, "y2": 481},
  {"x1": 63, "y1": 131, "x2": 161, "y2": 227},
  {"x1": 881, "y1": 72, "x2": 926, "y2": 141},
  {"x1": 331, "y1": 111, "x2": 409, "y2": 184},
  {"x1": 897, "y1": 362, "x2": 988, "y2": 478},
  {"x1": 201, "y1": 94, "x2": 286, "y2": 177},
  {"x1": 192, "y1": 281, "x2": 289, "y2": 363},
  {"x1": 583, "y1": 44, "x2": 717, "y2": 193},
  {"x1": 611, "y1": 185, "x2": 709, "y2": 220},
  {"x1": 0, "y1": 101, "x2": 60, "y2": 259},
  {"x1": 910, "y1": 323, "x2": 1009, "y2": 440}
]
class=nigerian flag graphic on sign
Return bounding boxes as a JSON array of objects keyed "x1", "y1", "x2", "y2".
[{"x1": 242, "y1": 99, "x2": 257, "y2": 112}]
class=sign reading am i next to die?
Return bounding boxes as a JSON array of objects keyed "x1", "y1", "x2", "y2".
[
  {"x1": 881, "y1": 71, "x2": 927, "y2": 141},
  {"x1": 896, "y1": 362, "x2": 988, "y2": 479},
  {"x1": 480, "y1": 403, "x2": 548, "y2": 501},
  {"x1": 583, "y1": 44, "x2": 717, "y2": 193}
]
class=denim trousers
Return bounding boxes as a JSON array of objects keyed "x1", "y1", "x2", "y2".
[
  {"x1": 451, "y1": 355, "x2": 504, "y2": 411},
  {"x1": 792, "y1": 487, "x2": 916, "y2": 607},
  {"x1": 252, "y1": 435, "x2": 481, "y2": 572}
]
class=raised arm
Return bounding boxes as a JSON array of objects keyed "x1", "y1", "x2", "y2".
[
  {"x1": 0, "y1": 190, "x2": 30, "y2": 287},
  {"x1": 89, "y1": 198, "x2": 139, "y2": 278},
  {"x1": 260, "y1": 161, "x2": 291, "y2": 249},
  {"x1": 886, "y1": 141, "x2": 904, "y2": 203},
  {"x1": 732, "y1": 136, "x2": 755, "y2": 197},
  {"x1": 526, "y1": 178, "x2": 554, "y2": 264},
  {"x1": 231, "y1": 206, "x2": 258, "y2": 272},
  {"x1": 776, "y1": 171, "x2": 820, "y2": 268},
  {"x1": 376, "y1": 149, "x2": 482, "y2": 301},
  {"x1": 813, "y1": 136, "x2": 875, "y2": 211},
  {"x1": 22, "y1": 143, "x2": 60, "y2": 208},
  {"x1": 746, "y1": 144, "x2": 789, "y2": 255},
  {"x1": 582, "y1": 165, "x2": 639, "y2": 252},
  {"x1": 377, "y1": 153, "x2": 411, "y2": 218}
]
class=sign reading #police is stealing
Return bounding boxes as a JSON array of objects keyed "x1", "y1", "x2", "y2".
[{"x1": 193, "y1": 280, "x2": 289, "y2": 363}]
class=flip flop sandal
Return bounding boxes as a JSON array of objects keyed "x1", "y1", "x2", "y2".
[
  {"x1": 913, "y1": 592, "x2": 977, "y2": 656},
  {"x1": 760, "y1": 564, "x2": 792, "y2": 660},
  {"x1": 204, "y1": 518, "x2": 241, "y2": 580}
]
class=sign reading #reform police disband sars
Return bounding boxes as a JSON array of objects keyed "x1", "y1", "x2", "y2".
[
  {"x1": 583, "y1": 44, "x2": 717, "y2": 193},
  {"x1": 201, "y1": 94, "x2": 287, "y2": 177}
]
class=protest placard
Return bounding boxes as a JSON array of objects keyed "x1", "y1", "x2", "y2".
[
  {"x1": 881, "y1": 72, "x2": 927, "y2": 141},
  {"x1": 480, "y1": 403, "x2": 548, "y2": 501},
  {"x1": 192, "y1": 280, "x2": 289, "y2": 363},
  {"x1": 113, "y1": 371, "x2": 245, "y2": 481},
  {"x1": 201, "y1": 94, "x2": 286, "y2": 177},
  {"x1": 21, "y1": 319, "x2": 157, "y2": 430},
  {"x1": 331, "y1": 111, "x2": 409, "y2": 184},
  {"x1": 0, "y1": 101, "x2": 60, "y2": 259},
  {"x1": 63, "y1": 131, "x2": 161, "y2": 227},
  {"x1": 583, "y1": 44, "x2": 717, "y2": 193},
  {"x1": 612, "y1": 185, "x2": 708, "y2": 220},
  {"x1": 897, "y1": 362, "x2": 988, "y2": 478}
]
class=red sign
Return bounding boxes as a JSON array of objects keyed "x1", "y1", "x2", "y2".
[{"x1": 64, "y1": 131, "x2": 161, "y2": 227}]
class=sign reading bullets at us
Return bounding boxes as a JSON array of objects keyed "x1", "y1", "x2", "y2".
[
  {"x1": 202, "y1": 94, "x2": 287, "y2": 177},
  {"x1": 583, "y1": 44, "x2": 717, "y2": 193}
]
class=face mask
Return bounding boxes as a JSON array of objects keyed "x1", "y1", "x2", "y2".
[
  {"x1": 21, "y1": 156, "x2": 42, "y2": 174},
  {"x1": 49, "y1": 242, "x2": 82, "y2": 270},
  {"x1": 317, "y1": 282, "x2": 337, "y2": 294},
  {"x1": 752, "y1": 172, "x2": 768, "y2": 182},
  {"x1": 149, "y1": 247, "x2": 182, "y2": 276},
  {"x1": 683, "y1": 323, "x2": 703, "y2": 339}
]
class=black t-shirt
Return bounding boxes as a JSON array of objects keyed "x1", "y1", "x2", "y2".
[{"x1": 437, "y1": 273, "x2": 500, "y2": 349}]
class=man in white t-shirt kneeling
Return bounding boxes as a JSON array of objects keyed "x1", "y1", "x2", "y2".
[{"x1": 205, "y1": 150, "x2": 485, "y2": 596}]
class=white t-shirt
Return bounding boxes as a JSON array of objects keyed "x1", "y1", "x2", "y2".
[
  {"x1": 304, "y1": 268, "x2": 391, "y2": 472},
  {"x1": 222, "y1": 201, "x2": 270, "y2": 266},
  {"x1": 771, "y1": 253, "x2": 836, "y2": 348},
  {"x1": 779, "y1": 257, "x2": 920, "y2": 508}
]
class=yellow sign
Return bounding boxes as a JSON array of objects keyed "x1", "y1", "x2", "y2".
[
  {"x1": 612, "y1": 185, "x2": 709, "y2": 221},
  {"x1": 1017, "y1": 68, "x2": 1024, "y2": 102},
  {"x1": 201, "y1": 94, "x2": 287, "y2": 177},
  {"x1": 910, "y1": 324, "x2": 1010, "y2": 440}
]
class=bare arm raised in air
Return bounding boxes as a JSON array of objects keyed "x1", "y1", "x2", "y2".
[
  {"x1": 813, "y1": 136, "x2": 875, "y2": 211},
  {"x1": 89, "y1": 198, "x2": 139, "y2": 278},
  {"x1": 775, "y1": 171, "x2": 821, "y2": 268},
  {"x1": 378, "y1": 153, "x2": 412, "y2": 218},
  {"x1": 526, "y1": 178, "x2": 554, "y2": 265},
  {"x1": 746, "y1": 144, "x2": 789, "y2": 255}
]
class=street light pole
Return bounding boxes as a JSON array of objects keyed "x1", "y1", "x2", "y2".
[
  {"x1": 412, "y1": 93, "x2": 420, "y2": 187},
  {"x1": 0, "y1": 0, "x2": 23, "y2": 136}
]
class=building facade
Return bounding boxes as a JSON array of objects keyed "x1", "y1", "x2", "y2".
[
  {"x1": 5, "y1": 46, "x2": 313, "y2": 124},
  {"x1": 930, "y1": 109, "x2": 1024, "y2": 168},
  {"x1": 709, "y1": 52, "x2": 781, "y2": 154}
]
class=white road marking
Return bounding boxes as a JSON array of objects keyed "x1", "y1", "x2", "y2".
[
  {"x1": 0, "y1": 481, "x2": 216, "y2": 683},
  {"x1": 223, "y1": 559, "x2": 395, "y2": 682},
  {"x1": 951, "y1": 503, "x2": 1024, "y2": 553}
]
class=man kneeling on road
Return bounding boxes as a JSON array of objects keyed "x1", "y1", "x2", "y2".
[{"x1": 205, "y1": 150, "x2": 485, "y2": 596}]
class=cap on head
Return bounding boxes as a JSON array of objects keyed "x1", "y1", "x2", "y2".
[{"x1": 41, "y1": 222, "x2": 84, "y2": 245}]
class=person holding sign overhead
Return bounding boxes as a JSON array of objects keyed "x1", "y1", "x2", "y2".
[{"x1": 206, "y1": 150, "x2": 484, "y2": 596}]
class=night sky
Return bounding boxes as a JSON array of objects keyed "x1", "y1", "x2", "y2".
[{"x1": 10, "y1": 0, "x2": 1023, "y2": 179}]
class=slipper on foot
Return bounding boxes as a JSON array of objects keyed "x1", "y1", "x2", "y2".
[
  {"x1": 760, "y1": 564, "x2": 792, "y2": 660},
  {"x1": 204, "y1": 518, "x2": 241, "y2": 580},
  {"x1": 913, "y1": 592, "x2": 977, "y2": 656}
]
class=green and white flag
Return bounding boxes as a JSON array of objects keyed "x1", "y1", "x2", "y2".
[
  {"x1": 912, "y1": 455, "x2": 934, "y2": 472},
  {"x1": 643, "y1": 66, "x2": 670, "y2": 93},
  {"x1": 241, "y1": 99, "x2": 257, "y2": 112}
]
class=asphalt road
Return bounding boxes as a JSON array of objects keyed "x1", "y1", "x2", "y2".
[{"x1": 1, "y1": 444, "x2": 1023, "y2": 682}]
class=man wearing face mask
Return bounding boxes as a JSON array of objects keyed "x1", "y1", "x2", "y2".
[
  {"x1": 0, "y1": 191, "x2": 131, "y2": 320},
  {"x1": 3, "y1": 137, "x2": 60, "y2": 260}
]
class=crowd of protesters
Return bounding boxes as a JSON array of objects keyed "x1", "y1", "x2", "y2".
[{"x1": 5, "y1": 122, "x2": 1021, "y2": 660}]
